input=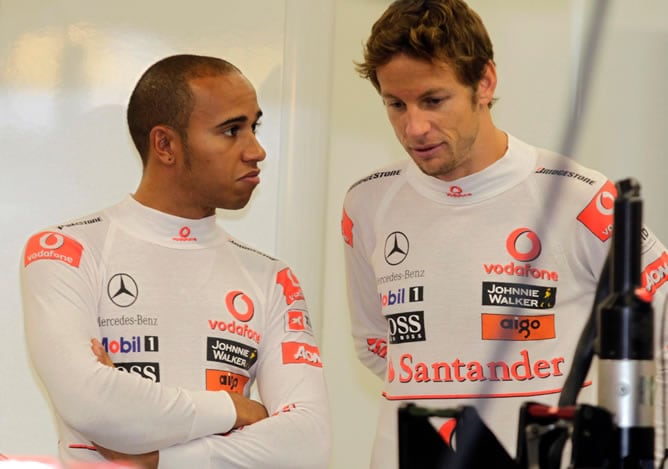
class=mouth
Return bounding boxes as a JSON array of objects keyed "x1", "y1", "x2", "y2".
[
  {"x1": 238, "y1": 170, "x2": 261, "y2": 186},
  {"x1": 409, "y1": 142, "x2": 444, "y2": 159}
]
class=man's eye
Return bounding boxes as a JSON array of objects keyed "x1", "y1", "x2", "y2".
[
  {"x1": 252, "y1": 121, "x2": 262, "y2": 134},
  {"x1": 223, "y1": 127, "x2": 239, "y2": 137},
  {"x1": 425, "y1": 97, "x2": 443, "y2": 106}
]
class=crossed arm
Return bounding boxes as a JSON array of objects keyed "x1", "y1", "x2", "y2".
[{"x1": 89, "y1": 339, "x2": 269, "y2": 468}]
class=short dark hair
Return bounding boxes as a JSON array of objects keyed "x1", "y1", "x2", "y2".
[
  {"x1": 356, "y1": 0, "x2": 494, "y2": 95},
  {"x1": 127, "y1": 54, "x2": 240, "y2": 164}
]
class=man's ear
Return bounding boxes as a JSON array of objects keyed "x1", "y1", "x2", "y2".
[
  {"x1": 149, "y1": 126, "x2": 178, "y2": 165},
  {"x1": 476, "y1": 60, "x2": 497, "y2": 107}
]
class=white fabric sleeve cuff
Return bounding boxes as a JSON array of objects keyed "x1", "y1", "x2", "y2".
[{"x1": 188, "y1": 390, "x2": 236, "y2": 439}]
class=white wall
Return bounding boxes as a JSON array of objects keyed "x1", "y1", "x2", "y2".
[{"x1": 1, "y1": 0, "x2": 666, "y2": 467}]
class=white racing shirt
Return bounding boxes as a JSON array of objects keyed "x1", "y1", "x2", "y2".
[
  {"x1": 21, "y1": 196, "x2": 330, "y2": 468},
  {"x1": 342, "y1": 134, "x2": 668, "y2": 468}
]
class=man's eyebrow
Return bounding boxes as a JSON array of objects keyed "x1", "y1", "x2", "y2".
[
  {"x1": 381, "y1": 88, "x2": 447, "y2": 100},
  {"x1": 216, "y1": 110, "x2": 263, "y2": 128}
]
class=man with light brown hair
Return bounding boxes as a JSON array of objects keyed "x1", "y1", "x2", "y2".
[{"x1": 342, "y1": 1, "x2": 668, "y2": 467}]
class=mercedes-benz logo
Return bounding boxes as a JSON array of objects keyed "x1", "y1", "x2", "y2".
[
  {"x1": 107, "y1": 273, "x2": 138, "y2": 308},
  {"x1": 384, "y1": 231, "x2": 409, "y2": 265}
]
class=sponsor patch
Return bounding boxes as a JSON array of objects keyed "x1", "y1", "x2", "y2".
[
  {"x1": 389, "y1": 349, "x2": 565, "y2": 384},
  {"x1": 24, "y1": 231, "x2": 83, "y2": 267},
  {"x1": 380, "y1": 286, "x2": 424, "y2": 307},
  {"x1": 367, "y1": 337, "x2": 387, "y2": 358},
  {"x1": 207, "y1": 337, "x2": 258, "y2": 370},
  {"x1": 115, "y1": 362, "x2": 160, "y2": 382},
  {"x1": 205, "y1": 369, "x2": 249, "y2": 393},
  {"x1": 387, "y1": 311, "x2": 426, "y2": 344},
  {"x1": 641, "y1": 251, "x2": 668, "y2": 296},
  {"x1": 285, "y1": 309, "x2": 313, "y2": 334},
  {"x1": 481, "y1": 313, "x2": 556, "y2": 341},
  {"x1": 281, "y1": 342, "x2": 322, "y2": 367},
  {"x1": 482, "y1": 282, "x2": 556, "y2": 309},
  {"x1": 341, "y1": 209, "x2": 354, "y2": 247},
  {"x1": 577, "y1": 180, "x2": 616, "y2": 241},
  {"x1": 276, "y1": 267, "x2": 305, "y2": 305},
  {"x1": 102, "y1": 335, "x2": 159, "y2": 353}
]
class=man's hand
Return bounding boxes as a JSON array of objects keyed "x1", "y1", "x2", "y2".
[
  {"x1": 91, "y1": 338, "x2": 114, "y2": 367},
  {"x1": 93, "y1": 443, "x2": 158, "y2": 469},
  {"x1": 227, "y1": 391, "x2": 268, "y2": 428}
]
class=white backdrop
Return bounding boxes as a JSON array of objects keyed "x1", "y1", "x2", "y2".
[{"x1": 1, "y1": 1, "x2": 666, "y2": 468}]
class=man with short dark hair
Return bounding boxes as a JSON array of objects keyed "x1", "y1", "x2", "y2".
[{"x1": 22, "y1": 54, "x2": 330, "y2": 469}]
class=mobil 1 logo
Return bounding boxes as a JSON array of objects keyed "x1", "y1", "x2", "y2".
[{"x1": 387, "y1": 311, "x2": 426, "y2": 344}]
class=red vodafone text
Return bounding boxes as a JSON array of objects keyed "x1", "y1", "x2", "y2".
[{"x1": 209, "y1": 319, "x2": 261, "y2": 344}]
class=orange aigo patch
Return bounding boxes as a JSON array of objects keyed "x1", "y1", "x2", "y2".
[
  {"x1": 481, "y1": 313, "x2": 556, "y2": 341},
  {"x1": 205, "y1": 369, "x2": 249, "y2": 393}
]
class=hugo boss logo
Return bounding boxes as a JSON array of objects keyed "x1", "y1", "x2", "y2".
[{"x1": 386, "y1": 311, "x2": 426, "y2": 344}]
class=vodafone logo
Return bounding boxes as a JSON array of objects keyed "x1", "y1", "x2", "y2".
[
  {"x1": 225, "y1": 291, "x2": 254, "y2": 322},
  {"x1": 446, "y1": 185, "x2": 472, "y2": 198},
  {"x1": 506, "y1": 228, "x2": 542, "y2": 262},
  {"x1": 596, "y1": 191, "x2": 615, "y2": 216},
  {"x1": 172, "y1": 225, "x2": 197, "y2": 242},
  {"x1": 578, "y1": 180, "x2": 617, "y2": 241},
  {"x1": 24, "y1": 231, "x2": 83, "y2": 267},
  {"x1": 40, "y1": 232, "x2": 65, "y2": 249}
]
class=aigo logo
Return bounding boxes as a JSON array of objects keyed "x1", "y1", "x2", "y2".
[
  {"x1": 506, "y1": 228, "x2": 542, "y2": 262},
  {"x1": 225, "y1": 291, "x2": 254, "y2": 322}
]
